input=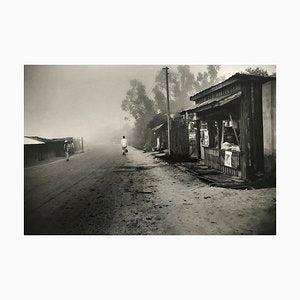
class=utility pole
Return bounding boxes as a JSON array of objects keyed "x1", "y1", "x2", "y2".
[{"x1": 162, "y1": 66, "x2": 171, "y2": 155}]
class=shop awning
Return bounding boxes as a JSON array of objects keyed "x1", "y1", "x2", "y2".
[{"x1": 181, "y1": 91, "x2": 242, "y2": 115}]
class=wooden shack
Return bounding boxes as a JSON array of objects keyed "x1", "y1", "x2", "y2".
[
  {"x1": 181, "y1": 73, "x2": 276, "y2": 181},
  {"x1": 151, "y1": 117, "x2": 189, "y2": 158},
  {"x1": 152, "y1": 123, "x2": 168, "y2": 151}
]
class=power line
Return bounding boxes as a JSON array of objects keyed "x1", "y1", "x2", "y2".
[{"x1": 146, "y1": 80, "x2": 156, "y2": 98}]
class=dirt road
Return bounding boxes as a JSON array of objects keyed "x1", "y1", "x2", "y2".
[{"x1": 24, "y1": 144, "x2": 276, "y2": 234}]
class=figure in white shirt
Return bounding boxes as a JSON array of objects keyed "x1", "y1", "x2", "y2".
[{"x1": 121, "y1": 136, "x2": 128, "y2": 155}]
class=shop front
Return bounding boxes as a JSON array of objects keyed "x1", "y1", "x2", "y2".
[
  {"x1": 182, "y1": 73, "x2": 275, "y2": 180},
  {"x1": 195, "y1": 95, "x2": 242, "y2": 177}
]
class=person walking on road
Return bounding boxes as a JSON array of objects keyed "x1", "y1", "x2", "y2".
[
  {"x1": 121, "y1": 136, "x2": 128, "y2": 155},
  {"x1": 64, "y1": 140, "x2": 71, "y2": 161}
]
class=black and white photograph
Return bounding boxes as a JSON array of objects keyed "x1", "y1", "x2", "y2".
[
  {"x1": 24, "y1": 65, "x2": 276, "y2": 235},
  {"x1": 1, "y1": 0, "x2": 299, "y2": 299}
]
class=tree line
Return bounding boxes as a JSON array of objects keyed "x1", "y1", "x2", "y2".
[{"x1": 121, "y1": 65, "x2": 273, "y2": 150}]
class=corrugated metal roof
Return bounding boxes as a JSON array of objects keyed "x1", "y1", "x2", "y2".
[
  {"x1": 24, "y1": 136, "x2": 73, "y2": 143},
  {"x1": 24, "y1": 137, "x2": 45, "y2": 145},
  {"x1": 190, "y1": 73, "x2": 275, "y2": 102},
  {"x1": 181, "y1": 91, "x2": 242, "y2": 114}
]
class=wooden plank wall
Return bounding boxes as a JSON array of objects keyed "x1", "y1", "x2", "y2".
[
  {"x1": 204, "y1": 148, "x2": 220, "y2": 170},
  {"x1": 204, "y1": 148, "x2": 241, "y2": 177},
  {"x1": 252, "y1": 82, "x2": 264, "y2": 172},
  {"x1": 239, "y1": 81, "x2": 264, "y2": 179},
  {"x1": 239, "y1": 82, "x2": 252, "y2": 179},
  {"x1": 170, "y1": 118, "x2": 189, "y2": 158}
]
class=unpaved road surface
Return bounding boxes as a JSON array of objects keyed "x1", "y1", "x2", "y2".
[{"x1": 24, "y1": 144, "x2": 276, "y2": 234}]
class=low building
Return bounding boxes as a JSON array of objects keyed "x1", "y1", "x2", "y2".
[
  {"x1": 181, "y1": 73, "x2": 276, "y2": 183},
  {"x1": 151, "y1": 117, "x2": 189, "y2": 158},
  {"x1": 24, "y1": 137, "x2": 46, "y2": 166},
  {"x1": 24, "y1": 136, "x2": 84, "y2": 167},
  {"x1": 152, "y1": 123, "x2": 168, "y2": 151}
]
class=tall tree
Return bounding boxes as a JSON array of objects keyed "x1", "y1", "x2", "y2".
[
  {"x1": 152, "y1": 69, "x2": 177, "y2": 114},
  {"x1": 244, "y1": 67, "x2": 269, "y2": 77},
  {"x1": 121, "y1": 79, "x2": 156, "y2": 149},
  {"x1": 152, "y1": 85, "x2": 167, "y2": 114},
  {"x1": 121, "y1": 79, "x2": 155, "y2": 120},
  {"x1": 194, "y1": 65, "x2": 225, "y2": 92},
  {"x1": 172, "y1": 65, "x2": 197, "y2": 111},
  {"x1": 152, "y1": 65, "x2": 199, "y2": 113},
  {"x1": 152, "y1": 65, "x2": 225, "y2": 113},
  {"x1": 121, "y1": 65, "x2": 224, "y2": 149}
]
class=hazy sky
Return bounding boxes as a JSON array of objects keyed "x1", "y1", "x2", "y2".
[{"x1": 24, "y1": 65, "x2": 275, "y2": 142}]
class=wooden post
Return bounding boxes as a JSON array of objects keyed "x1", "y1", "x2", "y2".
[
  {"x1": 196, "y1": 119, "x2": 201, "y2": 159},
  {"x1": 217, "y1": 120, "x2": 222, "y2": 149},
  {"x1": 207, "y1": 120, "x2": 216, "y2": 148},
  {"x1": 252, "y1": 82, "x2": 264, "y2": 172},
  {"x1": 228, "y1": 112, "x2": 240, "y2": 147},
  {"x1": 221, "y1": 120, "x2": 225, "y2": 145},
  {"x1": 163, "y1": 66, "x2": 171, "y2": 155},
  {"x1": 216, "y1": 120, "x2": 222, "y2": 168},
  {"x1": 239, "y1": 83, "x2": 252, "y2": 179},
  {"x1": 250, "y1": 82, "x2": 257, "y2": 171}
]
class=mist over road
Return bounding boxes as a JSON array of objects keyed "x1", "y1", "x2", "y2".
[{"x1": 24, "y1": 144, "x2": 275, "y2": 235}]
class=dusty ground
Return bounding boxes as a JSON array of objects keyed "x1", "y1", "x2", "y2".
[{"x1": 24, "y1": 144, "x2": 276, "y2": 234}]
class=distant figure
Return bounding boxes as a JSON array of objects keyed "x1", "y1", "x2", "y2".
[
  {"x1": 64, "y1": 140, "x2": 71, "y2": 161},
  {"x1": 121, "y1": 136, "x2": 128, "y2": 155}
]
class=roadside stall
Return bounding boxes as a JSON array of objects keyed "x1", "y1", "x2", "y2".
[
  {"x1": 181, "y1": 73, "x2": 274, "y2": 180},
  {"x1": 151, "y1": 123, "x2": 168, "y2": 151}
]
